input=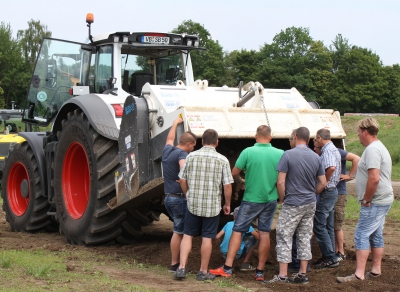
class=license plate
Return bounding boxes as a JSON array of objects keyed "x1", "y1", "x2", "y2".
[{"x1": 141, "y1": 36, "x2": 170, "y2": 44}]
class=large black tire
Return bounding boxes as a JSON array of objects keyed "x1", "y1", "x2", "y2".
[
  {"x1": 53, "y1": 109, "x2": 127, "y2": 245},
  {"x1": 116, "y1": 210, "x2": 161, "y2": 244},
  {"x1": 131, "y1": 210, "x2": 156, "y2": 225},
  {"x1": 1, "y1": 142, "x2": 52, "y2": 232},
  {"x1": 116, "y1": 214, "x2": 144, "y2": 245}
]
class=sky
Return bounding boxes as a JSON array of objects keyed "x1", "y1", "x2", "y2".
[{"x1": 1, "y1": 0, "x2": 399, "y2": 65}]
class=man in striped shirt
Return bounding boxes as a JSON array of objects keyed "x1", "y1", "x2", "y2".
[{"x1": 174, "y1": 129, "x2": 233, "y2": 281}]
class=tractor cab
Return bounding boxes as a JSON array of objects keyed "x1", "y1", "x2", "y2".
[{"x1": 21, "y1": 13, "x2": 204, "y2": 128}]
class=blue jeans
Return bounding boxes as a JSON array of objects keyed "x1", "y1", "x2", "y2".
[
  {"x1": 233, "y1": 200, "x2": 277, "y2": 233},
  {"x1": 164, "y1": 195, "x2": 187, "y2": 234},
  {"x1": 354, "y1": 203, "x2": 392, "y2": 250},
  {"x1": 313, "y1": 188, "x2": 338, "y2": 260},
  {"x1": 222, "y1": 235, "x2": 258, "y2": 260}
]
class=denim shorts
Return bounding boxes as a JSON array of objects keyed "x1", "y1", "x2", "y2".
[
  {"x1": 354, "y1": 203, "x2": 392, "y2": 250},
  {"x1": 164, "y1": 195, "x2": 187, "y2": 234},
  {"x1": 233, "y1": 201, "x2": 277, "y2": 233},
  {"x1": 222, "y1": 235, "x2": 258, "y2": 260}
]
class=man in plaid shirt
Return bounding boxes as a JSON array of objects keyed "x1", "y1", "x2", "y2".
[
  {"x1": 174, "y1": 129, "x2": 233, "y2": 281},
  {"x1": 313, "y1": 128, "x2": 341, "y2": 269}
]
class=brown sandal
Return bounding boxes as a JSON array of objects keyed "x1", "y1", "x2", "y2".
[{"x1": 365, "y1": 271, "x2": 381, "y2": 280}]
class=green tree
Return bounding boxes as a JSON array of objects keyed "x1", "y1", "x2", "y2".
[
  {"x1": 0, "y1": 22, "x2": 29, "y2": 109},
  {"x1": 259, "y1": 27, "x2": 333, "y2": 102},
  {"x1": 330, "y1": 34, "x2": 351, "y2": 72},
  {"x1": 380, "y1": 64, "x2": 400, "y2": 114},
  {"x1": 172, "y1": 20, "x2": 210, "y2": 47},
  {"x1": 17, "y1": 19, "x2": 52, "y2": 71},
  {"x1": 327, "y1": 46, "x2": 385, "y2": 113},
  {"x1": 0, "y1": 87, "x2": 5, "y2": 109},
  {"x1": 235, "y1": 49, "x2": 261, "y2": 84},
  {"x1": 172, "y1": 20, "x2": 224, "y2": 86},
  {"x1": 221, "y1": 50, "x2": 239, "y2": 87},
  {"x1": 198, "y1": 39, "x2": 224, "y2": 86},
  {"x1": 0, "y1": 96, "x2": 6, "y2": 109},
  {"x1": 304, "y1": 40, "x2": 333, "y2": 104},
  {"x1": 220, "y1": 49, "x2": 261, "y2": 88}
]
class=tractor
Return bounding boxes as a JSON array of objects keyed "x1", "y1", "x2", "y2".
[{"x1": 1, "y1": 13, "x2": 346, "y2": 245}]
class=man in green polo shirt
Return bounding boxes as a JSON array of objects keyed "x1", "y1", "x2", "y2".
[{"x1": 210, "y1": 125, "x2": 284, "y2": 281}]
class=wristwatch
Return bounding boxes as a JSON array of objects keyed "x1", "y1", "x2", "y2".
[{"x1": 362, "y1": 199, "x2": 370, "y2": 204}]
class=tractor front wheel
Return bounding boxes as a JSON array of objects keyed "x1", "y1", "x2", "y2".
[{"x1": 54, "y1": 109, "x2": 125, "y2": 245}]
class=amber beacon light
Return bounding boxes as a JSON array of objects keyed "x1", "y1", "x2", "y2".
[
  {"x1": 86, "y1": 13, "x2": 94, "y2": 24},
  {"x1": 86, "y1": 13, "x2": 94, "y2": 43}
]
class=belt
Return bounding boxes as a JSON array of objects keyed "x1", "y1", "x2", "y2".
[
  {"x1": 166, "y1": 193, "x2": 185, "y2": 198},
  {"x1": 324, "y1": 187, "x2": 336, "y2": 191}
]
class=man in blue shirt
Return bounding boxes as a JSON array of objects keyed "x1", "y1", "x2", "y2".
[
  {"x1": 313, "y1": 128, "x2": 341, "y2": 269},
  {"x1": 162, "y1": 118, "x2": 196, "y2": 273}
]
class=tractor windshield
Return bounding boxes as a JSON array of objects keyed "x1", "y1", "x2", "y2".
[
  {"x1": 119, "y1": 44, "x2": 190, "y2": 95},
  {"x1": 22, "y1": 38, "x2": 91, "y2": 126},
  {"x1": 121, "y1": 54, "x2": 182, "y2": 85}
]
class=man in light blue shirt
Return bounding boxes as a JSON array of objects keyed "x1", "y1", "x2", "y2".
[{"x1": 313, "y1": 128, "x2": 341, "y2": 269}]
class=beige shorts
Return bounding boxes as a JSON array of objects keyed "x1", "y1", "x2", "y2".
[{"x1": 334, "y1": 194, "x2": 348, "y2": 230}]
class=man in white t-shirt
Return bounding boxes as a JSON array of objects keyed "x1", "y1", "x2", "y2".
[{"x1": 337, "y1": 117, "x2": 393, "y2": 283}]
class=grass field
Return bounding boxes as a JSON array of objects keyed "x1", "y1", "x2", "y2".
[
  {"x1": 0, "y1": 249, "x2": 161, "y2": 292},
  {"x1": 1, "y1": 118, "x2": 48, "y2": 133},
  {"x1": 345, "y1": 194, "x2": 400, "y2": 221},
  {"x1": 341, "y1": 115, "x2": 400, "y2": 180}
]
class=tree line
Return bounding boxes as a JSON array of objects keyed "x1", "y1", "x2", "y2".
[
  {"x1": 1, "y1": 19, "x2": 399, "y2": 115},
  {"x1": 173, "y1": 21, "x2": 400, "y2": 115}
]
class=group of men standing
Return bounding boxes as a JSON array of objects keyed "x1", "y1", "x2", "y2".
[{"x1": 162, "y1": 117, "x2": 394, "y2": 285}]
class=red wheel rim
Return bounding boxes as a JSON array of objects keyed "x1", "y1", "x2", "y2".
[
  {"x1": 7, "y1": 162, "x2": 29, "y2": 216},
  {"x1": 62, "y1": 142, "x2": 90, "y2": 219}
]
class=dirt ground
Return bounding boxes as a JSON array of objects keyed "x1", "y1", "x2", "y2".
[
  {"x1": 1, "y1": 191, "x2": 400, "y2": 291},
  {"x1": 346, "y1": 181, "x2": 400, "y2": 200}
]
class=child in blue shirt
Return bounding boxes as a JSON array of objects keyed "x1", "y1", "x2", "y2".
[{"x1": 216, "y1": 206, "x2": 259, "y2": 271}]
